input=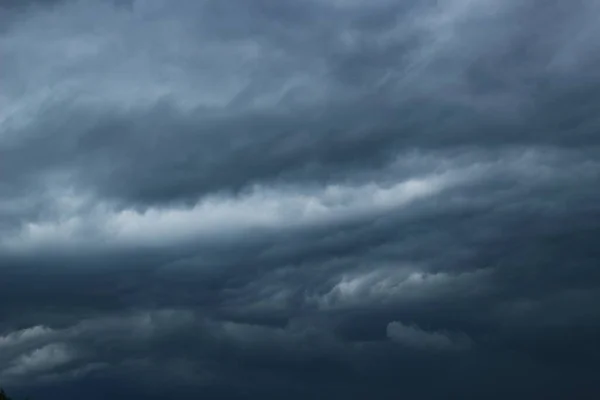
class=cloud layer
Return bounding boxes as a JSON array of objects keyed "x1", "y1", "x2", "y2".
[{"x1": 1, "y1": 0, "x2": 600, "y2": 399}]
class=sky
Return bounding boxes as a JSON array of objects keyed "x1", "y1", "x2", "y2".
[{"x1": 1, "y1": 0, "x2": 600, "y2": 398}]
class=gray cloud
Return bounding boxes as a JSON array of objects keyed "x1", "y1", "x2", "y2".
[
  {"x1": 386, "y1": 321, "x2": 472, "y2": 351},
  {"x1": 1, "y1": 0, "x2": 600, "y2": 399}
]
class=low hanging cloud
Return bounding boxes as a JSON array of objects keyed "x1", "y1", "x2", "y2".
[
  {"x1": 387, "y1": 321, "x2": 473, "y2": 351},
  {"x1": 1, "y1": 0, "x2": 600, "y2": 399},
  {"x1": 2, "y1": 343, "x2": 76, "y2": 380}
]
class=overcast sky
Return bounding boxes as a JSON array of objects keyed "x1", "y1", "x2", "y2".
[{"x1": 1, "y1": 0, "x2": 600, "y2": 399}]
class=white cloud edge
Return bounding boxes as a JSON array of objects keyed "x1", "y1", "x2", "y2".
[{"x1": 1, "y1": 168, "x2": 465, "y2": 253}]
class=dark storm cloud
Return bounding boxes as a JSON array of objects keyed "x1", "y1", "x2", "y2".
[
  {"x1": 0, "y1": 0, "x2": 64, "y2": 9},
  {"x1": 2, "y1": 0, "x2": 599, "y2": 209},
  {"x1": 1, "y1": 0, "x2": 600, "y2": 399}
]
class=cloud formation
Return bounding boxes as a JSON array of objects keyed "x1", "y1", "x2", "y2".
[
  {"x1": 1, "y1": 0, "x2": 600, "y2": 399},
  {"x1": 387, "y1": 321, "x2": 472, "y2": 351}
]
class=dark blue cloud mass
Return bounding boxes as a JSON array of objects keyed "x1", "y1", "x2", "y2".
[{"x1": 1, "y1": 0, "x2": 600, "y2": 399}]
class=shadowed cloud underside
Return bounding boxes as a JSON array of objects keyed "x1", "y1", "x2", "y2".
[{"x1": 1, "y1": 0, "x2": 600, "y2": 399}]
